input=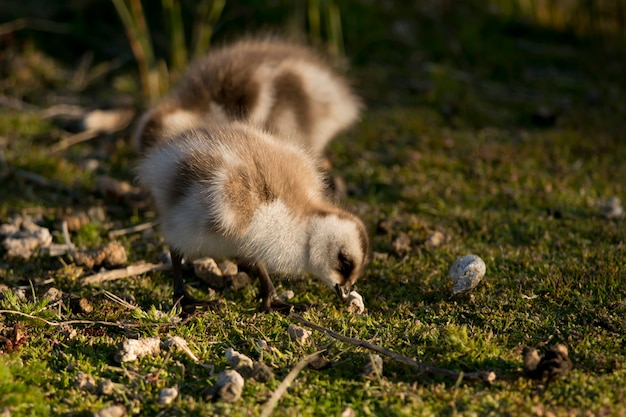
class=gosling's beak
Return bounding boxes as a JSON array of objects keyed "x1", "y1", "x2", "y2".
[{"x1": 335, "y1": 282, "x2": 351, "y2": 304}]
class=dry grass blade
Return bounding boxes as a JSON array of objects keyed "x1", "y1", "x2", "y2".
[
  {"x1": 108, "y1": 221, "x2": 158, "y2": 238},
  {"x1": 260, "y1": 350, "x2": 325, "y2": 417},
  {"x1": 81, "y1": 263, "x2": 171, "y2": 285}
]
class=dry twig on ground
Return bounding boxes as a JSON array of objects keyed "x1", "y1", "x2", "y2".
[{"x1": 290, "y1": 314, "x2": 495, "y2": 383}]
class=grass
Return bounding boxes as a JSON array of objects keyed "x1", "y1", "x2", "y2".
[{"x1": 1, "y1": 1, "x2": 626, "y2": 416}]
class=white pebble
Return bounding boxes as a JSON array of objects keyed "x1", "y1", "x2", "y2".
[
  {"x1": 215, "y1": 369, "x2": 244, "y2": 402},
  {"x1": 225, "y1": 348, "x2": 254, "y2": 375},
  {"x1": 449, "y1": 255, "x2": 486, "y2": 295},
  {"x1": 347, "y1": 291, "x2": 365, "y2": 314},
  {"x1": 114, "y1": 337, "x2": 161, "y2": 363},
  {"x1": 287, "y1": 324, "x2": 312, "y2": 344},
  {"x1": 158, "y1": 386, "x2": 178, "y2": 406},
  {"x1": 93, "y1": 404, "x2": 127, "y2": 417}
]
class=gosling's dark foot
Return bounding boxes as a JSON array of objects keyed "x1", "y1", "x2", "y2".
[
  {"x1": 173, "y1": 291, "x2": 214, "y2": 316},
  {"x1": 260, "y1": 297, "x2": 309, "y2": 314}
]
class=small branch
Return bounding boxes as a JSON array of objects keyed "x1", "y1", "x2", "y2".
[
  {"x1": 260, "y1": 350, "x2": 324, "y2": 417},
  {"x1": 81, "y1": 263, "x2": 171, "y2": 285},
  {"x1": 50, "y1": 130, "x2": 100, "y2": 153},
  {"x1": 0, "y1": 309, "x2": 163, "y2": 328},
  {"x1": 290, "y1": 315, "x2": 495, "y2": 383},
  {"x1": 108, "y1": 221, "x2": 158, "y2": 238},
  {"x1": 61, "y1": 220, "x2": 76, "y2": 257},
  {"x1": 0, "y1": 18, "x2": 69, "y2": 36}
]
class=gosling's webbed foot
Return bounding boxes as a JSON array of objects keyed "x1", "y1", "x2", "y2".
[
  {"x1": 173, "y1": 290, "x2": 214, "y2": 316},
  {"x1": 260, "y1": 296, "x2": 309, "y2": 315}
]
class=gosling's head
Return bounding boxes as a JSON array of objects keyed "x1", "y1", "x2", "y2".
[{"x1": 307, "y1": 212, "x2": 369, "y2": 303}]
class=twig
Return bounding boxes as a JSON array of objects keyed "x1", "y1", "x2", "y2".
[
  {"x1": 81, "y1": 263, "x2": 171, "y2": 285},
  {"x1": 102, "y1": 290, "x2": 137, "y2": 310},
  {"x1": 0, "y1": 17, "x2": 69, "y2": 36},
  {"x1": 164, "y1": 336, "x2": 214, "y2": 372},
  {"x1": 0, "y1": 309, "x2": 166, "y2": 328},
  {"x1": 108, "y1": 221, "x2": 158, "y2": 238},
  {"x1": 290, "y1": 315, "x2": 496, "y2": 383},
  {"x1": 14, "y1": 278, "x2": 55, "y2": 290},
  {"x1": 260, "y1": 350, "x2": 324, "y2": 417},
  {"x1": 50, "y1": 130, "x2": 100, "y2": 153},
  {"x1": 61, "y1": 220, "x2": 76, "y2": 257}
]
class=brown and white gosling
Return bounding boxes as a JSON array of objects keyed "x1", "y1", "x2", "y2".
[
  {"x1": 135, "y1": 122, "x2": 369, "y2": 312},
  {"x1": 132, "y1": 37, "x2": 361, "y2": 157}
]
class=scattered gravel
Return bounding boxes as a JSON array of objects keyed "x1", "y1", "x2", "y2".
[
  {"x1": 251, "y1": 361, "x2": 274, "y2": 382},
  {"x1": 93, "y1": 404, "x2": 127, "y2": 417},
  {"x1": 523, "y1": 344, "x2": 572, "y2": 381},
  {"x1": 391, "y1": 232, "x2": 412, "y2": 256},
  {"x1": 158, "y1": 386, "x2": 178, "y2": 406},
  {"x1": 214, "y1": 369, "x2": 244, "y2": 402},
  {"x1": 75, "y1": 371, "x2": 96, "y2": 392},
  {"x1": 218, "y1": 260, "x2": 238, "y2": 276},
  {"x1": 278, "y1": 290, "x2": 295, "y2": 301},
  {"x1": 0, "y1": 215, "x2": 53, "y2": 259},
  {"x1": 362, "y1": 354, "x2": 383, "y2": 379},
  {"x1": 97, "y1": 379, "x2": 115, "y2": 396},
  {"x1": 287, "y1": 324, "x2": 312, "y2": 345},
  {"x1": 426, "y1": 230, "x2": 445, "y2": 247},
  {"x1": 449, "y1": 255, "x2": 486, "y2": 296},
  {"x1": 73, "y1": 241, "x2": 128, "y2": 269},
  {"x1": 114, "y1": 337, "x2": 161, "y2": 363},
  {"x1": 225, "y1": 348, "x2": 254, "y2": 376},
  {"x1": 598, "y1": 196, "x2": 624, "y2": 219},
  {"x1": 193, "y1": 257, "x2": 223, "y2": 287}
]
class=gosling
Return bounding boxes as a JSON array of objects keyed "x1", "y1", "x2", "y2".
[
  {"x1": 133, "y1": 36, "x2": 361, "y2": 157},
  {"x1": 135, "y1": 122, "x2": 369, "y2": 312}
]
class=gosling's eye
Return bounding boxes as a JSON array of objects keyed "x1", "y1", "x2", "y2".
[{"x1": 337, "y1": 251, "x2": 354, "y2": 280}]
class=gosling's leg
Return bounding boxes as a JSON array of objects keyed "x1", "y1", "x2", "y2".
[
  {"x1": 171, "y1": 249, "x2": 212, "y2": 314},
  {"x1": 256, "y1": 262, "x2": 308, "y2": 314}
]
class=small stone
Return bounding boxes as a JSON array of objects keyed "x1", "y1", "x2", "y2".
[
  {"x1": 307, "y1": 355, "x2": 331, "y2": 370},
  {"x1": 214, "y1": 369, "x2": 244, "y2": 402},
  {"x1": 347, "y1": 291, "x2": 365, "y2": 314},
  {"x1": 278, "y1": 290, "x2": 295, "y2": 301},
  {"x1": 376, "y1": 217, "x2": 395, "y2": 235},
  {"x1": 287, "y1": 324, "x2": 311, "y2": 345},
  {"x1": 75, "y1": 371, "x2": 96, "y2": 392},
  {"x1": 59, "y1": 324, "x2": 78, "y2": 340},
  {"x1": 391, "y1": 232, "x2": 412, "y2": 256},
  {"x1": 225, "y1": 348, "x2": 254, "y2": 376},
  {"x1": 598, "y1": 196, "x2": 624, "y2": 219},
  {"x1": 69, "y1": 296, "x2": 93, "y2": 314},
  {"x1": 158, "y1": 386, "x2": 178, "y2": 406},
  {"x1": 340, "y1": 407, "x2": 357, "y2": 417},
  {"x1": 449, "y1": 255, "x2": 486, "y2": 296},
  {"x1": 115, "y1": 337, "x2": 161, "y2": 363},
  {"x1": 251, "y1": 361, "x2": 274, "y2": 382},
  {"x1": 426, "y1": 230, "x2": 445, "y2": 247},
  {"x1": 97, "y1": 379, "x2": 115, "y2": 396},
  {"x1": 256, "y1": 339, "x2": 268, "y2": 351},
  {"x1": 523, "y1": 344, "x2": 572, "y2": 381},
  {"x1": 14, "y1": 288, "x2": 27, "y2": 301},
  {"x1": 193, "y1": 257, "x2": 223, "y2": 288},
  {"x1": 362, "y1": 354, "x2": 383, "y2": 378},
  {"x1": 227, "y1": 272, "x2": 251, "y2": 291},
  {"x1": 73, "y1": 242, "x2": 127, "y2": 270},
  {"x1": 44, "y1": 287, "x2": 63, "y2": 302},
  {"x1": 94, "y1": 404, "x2": 127, "y2": 417},
  {"x1": 218, "y1": 260, "x2": 238, "y2": 276}
]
